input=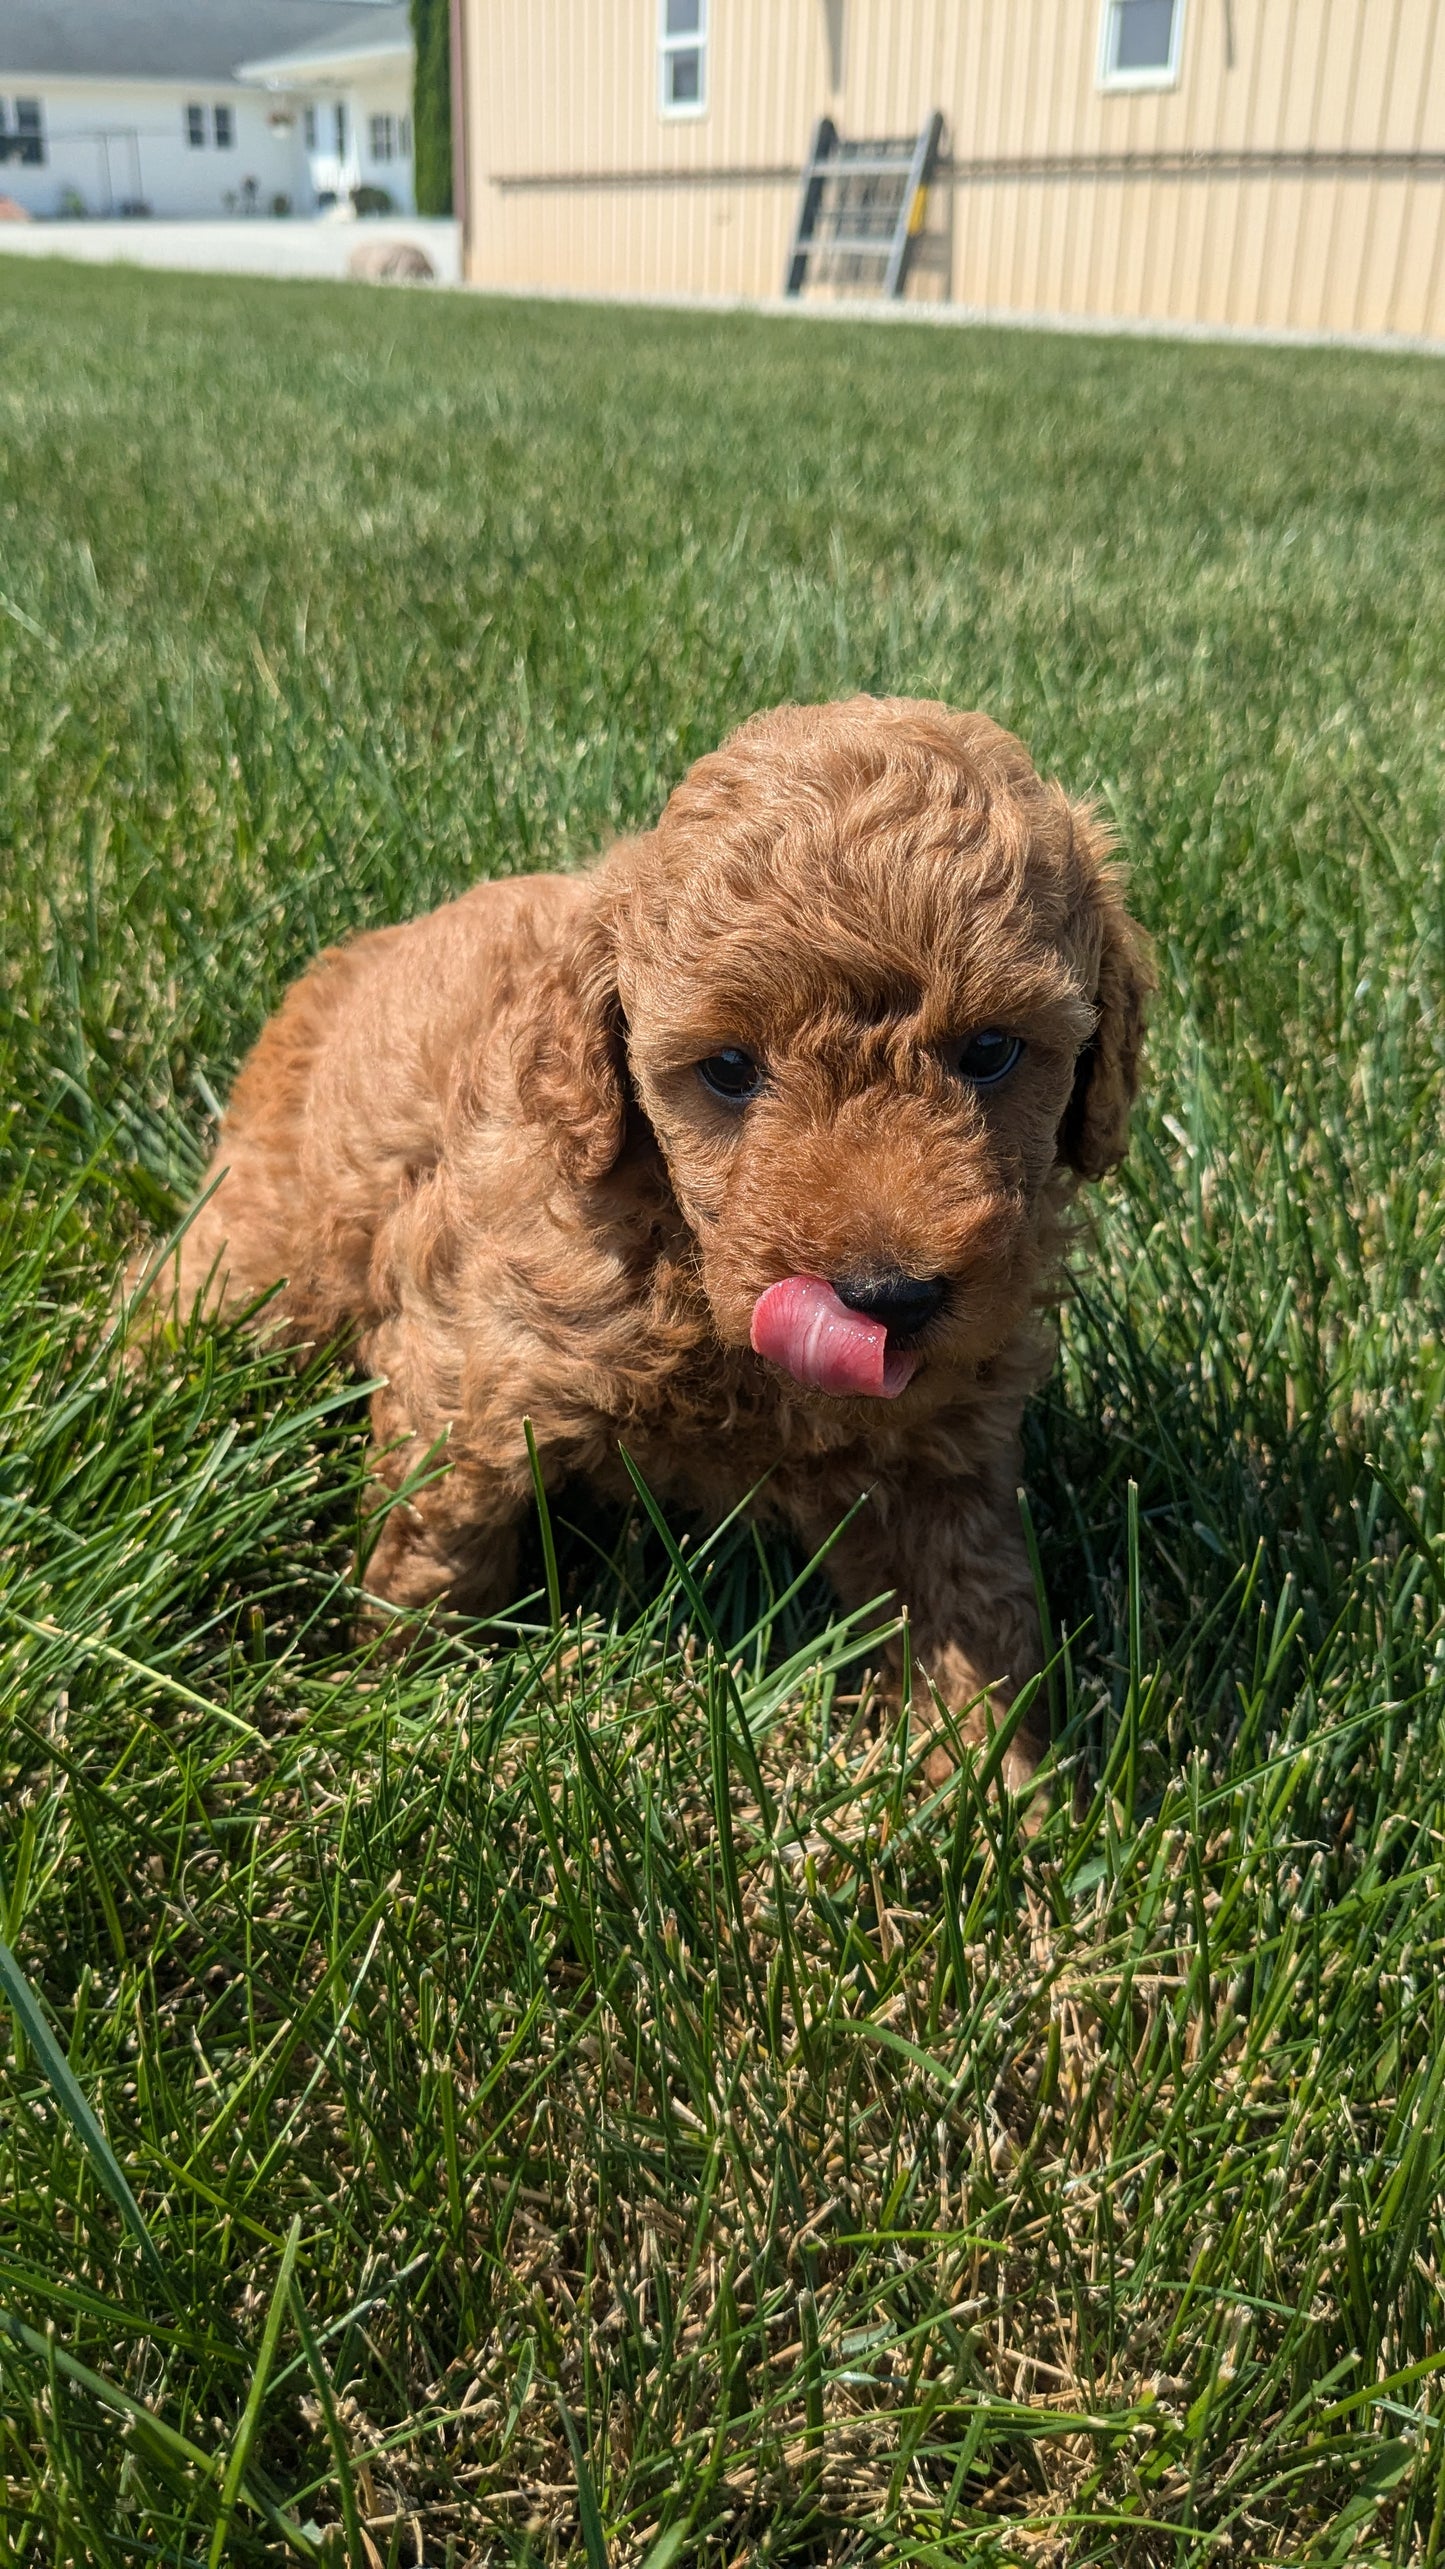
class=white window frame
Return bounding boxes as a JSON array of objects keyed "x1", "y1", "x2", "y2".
[
  {"x1": 1096, "y1": 0, "x2": 1186, "y2": 93},
  {"x1": 212, "y1": 100, "x2": 235, "y2": 147},
  {"x1": 185, "y1": 101, "x2": 206, "y2": 147},
  {"x1": 12, "y1": 97, "x2": 44, "y2": 164},
  {"x1": 658, "y1": 0, "x2": 708, "y2": 121},
  {"x1": 370, "y1": 112, "x2": 396, "y2": 161}
]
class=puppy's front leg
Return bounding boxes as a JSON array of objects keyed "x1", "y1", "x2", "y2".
[
  {"x1": 803, "y1": 1466, "x2": 1046, "y2": 1796},
  {"x1": 363, "y1": 1476, "x2": 522, "y2": 1623},
  {"x1": 360, "y1": 1369, "x2": 524, "y2": 1626}
]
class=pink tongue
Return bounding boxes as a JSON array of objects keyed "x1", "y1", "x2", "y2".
[{"x1": 750, "y1": 1276, "x2": 919, "y2": 1400}]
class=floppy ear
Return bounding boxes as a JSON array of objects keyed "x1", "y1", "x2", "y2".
[
  {"x1": 511, "y1": 903, "x2": 627, "y2": 1184},
  {"x1": 1057, "y1": 834, "x2": 1155, "y2": 1182}
]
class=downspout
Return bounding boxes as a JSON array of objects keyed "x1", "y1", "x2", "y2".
[{"x1": 449, "y1": 0, "x2": 469, "y2": 270}]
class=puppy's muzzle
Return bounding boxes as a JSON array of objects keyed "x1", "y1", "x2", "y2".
[{"x1": 834, "y1": 1273, "x2": 948, "y2": 1344}]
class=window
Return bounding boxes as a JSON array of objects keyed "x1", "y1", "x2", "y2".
[
  {"x1": 398, "y1": 113, "x2": 411, "y2": 157},
  {"x1": 370, "y1": 112, "x2": 396, "y2": 161},
  {"x1": 334, "y1": 100, "x2": 348, "y2": 158},
  {"x1": 186, "y1": 99, "x2": 238, "y2": 147},
  {"x1": 0, "y1": 97, "x2": 45, "y2": 164},
  {"x1": 659, "y1": 0, "x2": 707, "y2": 117},
  {"x1": 303, "y1": 103, "x2": 317, "y2": 148},
  {"x1": 1097, "y1": 0, "x2": 1185, "y2": 89}
]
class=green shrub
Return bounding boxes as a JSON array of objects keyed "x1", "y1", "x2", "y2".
[{"x1": 410, "y1": 0, "x2": 452, "y2": 215}]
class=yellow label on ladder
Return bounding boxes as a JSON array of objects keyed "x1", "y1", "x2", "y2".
[{"x1": 907, "y1": 185, "x2": 928, "y2": 236}]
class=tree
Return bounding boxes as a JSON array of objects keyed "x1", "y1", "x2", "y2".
[{"x1": 411, "y1": 0, "x2": 452, "y2": 217}]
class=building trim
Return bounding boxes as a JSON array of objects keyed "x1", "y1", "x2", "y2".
[
  {"x1": 237, "y1": 43, "x2": 410, "y2": 84},
  {"x1": 456, "y1": 277, "x2": 1445, "y2": 359},
  {"x1": 449, "y1": 0, "x2": 468, "y2": 239},
  {"x1": 491, "y1": 146, "x2": 1445, "y2": 194},
  {"x1": 0, "y1": 67, "x2": 263, "y2": 94}
]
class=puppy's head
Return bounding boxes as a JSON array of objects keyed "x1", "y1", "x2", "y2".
[{"x1": 521, "y1": 696, "x2": 1152, "y2": 1399}]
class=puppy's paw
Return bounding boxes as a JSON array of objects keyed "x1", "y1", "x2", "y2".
[{"x1": 913, "y1": 1691, "x2": 1049, "y2": 1825}]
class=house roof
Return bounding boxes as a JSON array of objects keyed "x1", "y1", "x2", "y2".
[
  {"x1": 0, "y1": 1, "x2": 406, "y2": 85},
  {"x1": 237, "y1": 5, "x2": 411, "y2": 84}
]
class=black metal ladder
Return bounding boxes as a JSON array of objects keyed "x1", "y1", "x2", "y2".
[{"x1": 784, "y1": 111, "x2": 944, "y2": 300}]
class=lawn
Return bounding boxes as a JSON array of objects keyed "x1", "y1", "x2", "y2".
[{"x1": 1, "y1": 259, "x2": 1444, "y2": 2565}]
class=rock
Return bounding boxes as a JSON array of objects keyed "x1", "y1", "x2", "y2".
[{"x1": 347, "y1": 239, "x2": 435, "y2": 283}]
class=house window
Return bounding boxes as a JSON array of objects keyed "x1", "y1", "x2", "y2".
[
  {"x1": 658, "y1": 0, "x2": 707, "y2": 117},
  {"x1": 303, "y1": 103, "x2": 317, "y2": 148},
  {"x1": 213, "y1": 102, "x2": 234, "y2": 146},
  {"x1": 1098, "y1": 0, "x2": 1185, "y2": 89},
  {"x1": 13, "y1": 98, "x2": 43, "y2": 163},
  {"x1": 0, "y1": 98, "x2": 45, "y2": 164},
  {"x1": 370, "y1": 112, "x2": 396, "y2": 161},
  {"x1": 398, "y1": 113, "x2": 411, "y2": 157},
  {"x1": 186, "y1": 101, "x2": 206, "y2": 146},
  {"x1": 335, "y1": 100, "x2": 348, "y2": 158}
]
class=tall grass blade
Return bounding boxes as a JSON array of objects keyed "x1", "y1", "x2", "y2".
[
  {"x1": 523, "y1": 1412, "x2": 563, "y2": 1632},
  {"x1": 0, "y1": 1935, "x2": 164, "y2": 2281},
  {"x1": 290, "y1": 2275, "x2": 367, "y2": 2568},
  {"x1": 208, "y1": 2215, "x2": 303, "y2": 2567},
  {"x1": 557, "y1": 2396, "x2": 611, "y2": 2569}
]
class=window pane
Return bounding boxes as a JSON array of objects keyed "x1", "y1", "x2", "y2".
[
  {"x1": 15, "y1": 98, "x2": 42, "y2": 162},
  {"x1": 665, "y1": 0, "x2": 702, "y2": 34},
  {"x1": 186, "y1": 102, "x2": 205, "y2": 146},
  {"x1": 667, "y1": 47, "x2": 702, "y2": 103},
  {"x1": 213, "y1": 102, "x2": 234, "y2": 146},
  {"x1": 399, "y1": 114, "x2": 411, "y2": 155},
  {"x1": 1113, "y1": 0, "x2": 1177, "y2": 70},
  {"x1": 303, "y1": 104, "x2": 316, "y2": 148},
  {"x1": 335, "y1": 101, "x2": 348, "y2": 156}
]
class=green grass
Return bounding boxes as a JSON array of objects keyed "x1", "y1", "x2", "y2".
[{"x1": 1, "y1": 259, "x2": 1444, "y2": 2565}]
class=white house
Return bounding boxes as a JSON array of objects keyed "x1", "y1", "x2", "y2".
[
  {"x1": 237, "y1": 9, "x2": 415, "y2": 215},
  {"x1": 0, "y1": 0, "x2": 414, "y2": 221}
]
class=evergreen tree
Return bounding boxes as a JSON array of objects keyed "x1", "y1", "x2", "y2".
[{"x1": 411, "y1": 0, "x2": 452, "y2": 217}]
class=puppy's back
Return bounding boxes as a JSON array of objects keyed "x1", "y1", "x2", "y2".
[{"x1": 167, "y1": 870, "x2": 589, "y2": 1344}]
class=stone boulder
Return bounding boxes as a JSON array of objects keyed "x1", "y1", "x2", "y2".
[{"x1": 347, "y1": 238, "x2": 435, "y2": 283}]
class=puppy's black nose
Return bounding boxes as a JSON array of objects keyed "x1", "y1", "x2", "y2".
[{"x1": 833, "y1": 1273, "x2": 948, "y2": 1340}]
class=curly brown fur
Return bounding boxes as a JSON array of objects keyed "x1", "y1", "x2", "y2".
[{"x1": 144, "y1": 696, "x2": 1152, "y2": 1792}]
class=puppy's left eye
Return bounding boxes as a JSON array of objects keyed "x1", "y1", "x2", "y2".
[
  {"x1": 697, "y1": 1048, "x2": 764, "y2": 1104},
  {"x1": 951, "y1": 1030, "x2": 1023, "y2": 1086}
]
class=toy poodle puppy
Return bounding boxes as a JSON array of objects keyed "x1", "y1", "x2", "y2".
[{"x1": 148, "y1": 695, "x2": 1151, "y2": 1790}]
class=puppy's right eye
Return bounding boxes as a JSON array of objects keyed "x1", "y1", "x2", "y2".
[{"x1": 697, "y1": 1048, "x2": 763, "y2": 1105}]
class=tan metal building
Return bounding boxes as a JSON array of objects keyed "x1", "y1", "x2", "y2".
[{"x1": 452, "y1": 0, "x2": 1445, "y2": 341}]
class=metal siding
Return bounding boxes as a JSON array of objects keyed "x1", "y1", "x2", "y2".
[
  {"x1": 460, "y1": 0, "x2": 1445, "y2": 340},
  {"x1": 1388, "y1": 0, "x2": 1445, "y2": 324}
]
